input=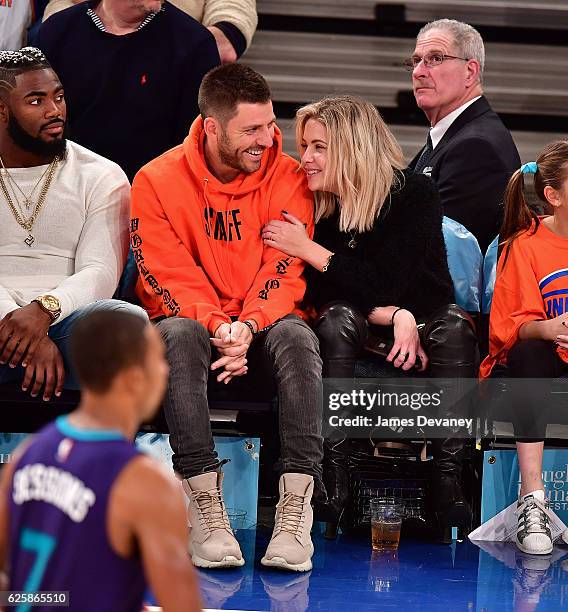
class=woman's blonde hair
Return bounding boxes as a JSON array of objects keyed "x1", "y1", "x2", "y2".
[{"x1": 295, "y1": 95, "x2": 405, "y2": 233}]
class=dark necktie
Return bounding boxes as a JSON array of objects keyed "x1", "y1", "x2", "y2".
[{"x1": 414, "y1": 132, "x2": 433, "y2": 175}]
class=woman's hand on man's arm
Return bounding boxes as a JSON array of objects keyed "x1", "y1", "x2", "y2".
[{"x1": 262, "y1": 213, "x2": 333, "y2": 271}]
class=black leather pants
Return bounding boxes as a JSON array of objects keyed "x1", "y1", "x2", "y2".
[
  {"x1": 419, "y1": 304, "x2": 479, "y2": 534},
  {"x1": 313, "y1": 301, "x2": 479, "y2": 533},
  {"x1": 313, "y1": 301, "x2": 478, "y2": 379},
  {"x1": 312, "y1": 301, "x2": 369, "y2": 378}
]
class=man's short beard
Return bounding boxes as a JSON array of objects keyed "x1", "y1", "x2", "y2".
[
  {"x1": 218, "y1": 129, "x2": 247, "y2": 174},
  {"x1": 7, "y1": 114, "x2": 67, "y2": 159}
]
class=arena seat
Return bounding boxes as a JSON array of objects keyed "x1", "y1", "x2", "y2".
[
  {"x1": 276, "y1": 118, "x2": 563, "y2": 165},
  {"x1": 258, "y1": 0, "x2": 379, "y2": 20},
  {"x1": 244, "y1": 31, "x2": 568, "y2": 118},
  {"x1": 442, "y1": 217, "x2": 483, "y2": 314},
  {"x1": 482, "y1": 236, "x2": 500, "y2": 316},
  {"x1": 257, "y1": 0, "x2": 568, "y2": 31},
  {"x1": 0, "y1": 380, "x2": 275, "y2": 434},
  {"x1": 375, "y1": 0, "x2": 568, "y2": 31},
  {"x1": 114, "y1": 250, "x2": 140, "y2": 304}
]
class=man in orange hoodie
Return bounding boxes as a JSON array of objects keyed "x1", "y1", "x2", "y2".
[{"x1": 131, "y1": 64, "x2": 322, "y2": 572}]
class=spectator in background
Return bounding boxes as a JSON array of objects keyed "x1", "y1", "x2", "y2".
[
  {"x1": 407, "y1": 19, "x2": 520, "y2": 254},
  {"x1": 0, "y1": 0, "x2": 42, "y2": 50},
  {"x1": 35, "y1": 0, "x2": 220, "y2": 180},
  {"x1": 480, "y1": 142, "x2": 568, "y2": 555},
  {"x1": 0, "y1": 48, "x2": 142, "y2": 401},
  {"x1": 39, "y1": 0, "x2": 257, "y2": 63}
]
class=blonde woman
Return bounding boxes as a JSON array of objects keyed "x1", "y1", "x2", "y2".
[{"x1": 262, "y1": 95, "x2": 478, "y2": 538}]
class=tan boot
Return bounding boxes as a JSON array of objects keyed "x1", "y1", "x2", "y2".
[
  {"x1": 261, "y1": 473, "x2": 314, "y2": 572},
  {"x1": 182, "y1": 471, "x2": 244, "y2": 568}
]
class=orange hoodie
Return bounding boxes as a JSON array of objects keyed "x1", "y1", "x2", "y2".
[
  {"x1": 130, "y1": 117, "x2": 314, "y2": 334},
  {"x1": 479, "y1": 219, "x2": 568, "y2": 378}
]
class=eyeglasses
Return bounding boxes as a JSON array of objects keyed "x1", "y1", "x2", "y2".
[{"x1": 403, "y1": 53, "x2": 470, "y2": 71}]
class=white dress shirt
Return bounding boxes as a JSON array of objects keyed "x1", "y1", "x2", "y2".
[{"x1": 429, "y1": 96, "x2": 482, "y2": 149}]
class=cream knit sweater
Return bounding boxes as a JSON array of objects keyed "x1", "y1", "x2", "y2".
[{"x1": 0, "y1": 141, "x2": 130, "y2": 323}]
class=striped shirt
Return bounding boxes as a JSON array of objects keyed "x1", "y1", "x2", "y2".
[{"x1": 87, "y1": 3, "x2": 165, "y2": 32}]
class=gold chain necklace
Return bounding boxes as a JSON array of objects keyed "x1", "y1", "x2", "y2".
[
  {"x1": 0, "y1": 157, "x2": 52, "y2": 211},
  {"x1": 0, "y1": 156, "x2": 59, "y2": 247}
]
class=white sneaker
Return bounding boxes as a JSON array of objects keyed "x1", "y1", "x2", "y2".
[
  {"x1": 516, "y1": 490, "x2": 553, "y2": 555},
  {"x1": 182, "y1": 472, "x2": 245, "y2": 568},
  {"x1": 261, "y1": 473, "x2": 314, "y2": 572}
]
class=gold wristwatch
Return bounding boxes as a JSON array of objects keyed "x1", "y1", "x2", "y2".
[{"x1": 33, "y1": 295, "x2": 61, "y2": 322}]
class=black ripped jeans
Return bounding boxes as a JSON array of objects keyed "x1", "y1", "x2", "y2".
[{"x1": 157, "y1": 314, "x2": 324, "y2": 481}]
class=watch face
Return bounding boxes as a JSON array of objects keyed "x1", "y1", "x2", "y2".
[{"x1": 41, "y1": 295, "x2": 60, "y2": 312}]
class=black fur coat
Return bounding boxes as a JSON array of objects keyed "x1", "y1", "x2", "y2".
[{"x1": 304, "y1": 169, "x2": 454, "y2": 320}]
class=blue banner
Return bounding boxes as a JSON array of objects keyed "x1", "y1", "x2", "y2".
[
  {"x1": 136, "y1": 433, "x2": 260, "y2": 529},
  {"x1": 482, "y1": 449, "x2": 568, "y2": 524},
  {"x1": 0, "y1": 432, "x2": 260, "y2": 529},
  {"x1": 0, "y1": 433, "x2": 29, "y2": 463}
]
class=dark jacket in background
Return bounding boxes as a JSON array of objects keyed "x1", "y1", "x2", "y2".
[
  {"x1": 409, "y1": 96, "x2": 521, "y2": 254},
  {"x1": 305, "y1": 169, "x2": 454, "y2": 321},
  {"x1": 36, "y1": 1, "x2": 220, "y2": 181}
]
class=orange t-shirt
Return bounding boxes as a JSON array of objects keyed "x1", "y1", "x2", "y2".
[{"x1": 479, "y1": 218, "x2": 568, "y2": 378}]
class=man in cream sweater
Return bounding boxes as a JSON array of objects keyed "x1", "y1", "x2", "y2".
[{"x1": 0, "y1": 47, "x2": 144, "y2": 402}]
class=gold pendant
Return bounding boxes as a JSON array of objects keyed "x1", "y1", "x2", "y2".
[
  {"x1": 24, "y1": 197, "x2": 32, "y2": 209},
  {"x1": 24, "y1": 234, "x2": 35, "y2": 247},
  {"x1": 348, "y1": 238, "x2": 357, "y2": 249}
]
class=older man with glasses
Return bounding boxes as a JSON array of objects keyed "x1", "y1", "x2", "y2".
[
  {"x1": 406, "y1": 18, "x2": 520, "y2": 254},
  {"x1": 404, "y1": 19, "x2": 519, "y2": 541}
]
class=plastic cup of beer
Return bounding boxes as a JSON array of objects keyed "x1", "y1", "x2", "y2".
[{"x1": 370, "y1": 498, "x2": 402, "y2": 551}]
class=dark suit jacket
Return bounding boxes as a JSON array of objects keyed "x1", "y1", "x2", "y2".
[{"x1": 409, "y1": 96, "x2": 520, "y2": 254}]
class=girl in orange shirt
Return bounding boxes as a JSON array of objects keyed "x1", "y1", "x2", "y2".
[{"x1": 480, "y1": 140, "x2": 568, "y2": 555}]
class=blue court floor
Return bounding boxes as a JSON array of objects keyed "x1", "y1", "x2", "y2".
[{"x1": 193, "y1": 525, "x2": 568, "y2": 611}]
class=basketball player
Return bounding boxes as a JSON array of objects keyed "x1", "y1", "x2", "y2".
[{"x1": 0, "y1": 310, "x2": 201, "y2": 611}]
